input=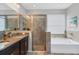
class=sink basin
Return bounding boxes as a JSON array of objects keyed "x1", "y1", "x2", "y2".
[
  {"x1": 0, "y1": 43, "x2": 5, "y2": 49},
  {"x1": 2, "y1": 42, "x2": 10, "y2": 45},
  {"x1": 0, "y1": 42, "x2": 10, "y2": 49}
]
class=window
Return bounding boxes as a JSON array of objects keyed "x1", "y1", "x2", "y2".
[{"x1": 47, "y1": 14, "x2": 65, "y2": 34}]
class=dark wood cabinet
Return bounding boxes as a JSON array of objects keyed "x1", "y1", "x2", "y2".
[
  {"x1": 11, "y1": 42, "x2": 20, "y2": 55},
  {"x1": 20, "y1": 37, "x2": 28, "y2": 55},
  {"x1": 0, "y1": 36, "x2": 28, "y2": 55}
]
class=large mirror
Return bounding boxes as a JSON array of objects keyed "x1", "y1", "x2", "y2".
[
  {"x1": 0, "y1": 15, "x2": 32, "y2": 31},
  {"x1": 6, "y1": 15, "x2": 19, "y2": 31},
  {"x1": 19, "y1": 15, "x2": 31, "y2": 31},
  {"x1": 5, "y1": 15, "x2": 31, "y2": 31},
  {"x1": 0, "y1": 16, "x2": 5, "y2": 31}
]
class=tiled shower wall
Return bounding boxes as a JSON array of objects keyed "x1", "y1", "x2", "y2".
[{"x1": 32, "y1": 15, "x2": 47, "y2": 51}]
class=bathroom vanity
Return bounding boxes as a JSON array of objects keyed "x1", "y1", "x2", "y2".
[
  {"x1": 0, "y1": 15, "x2": 30, "y2": 55},
  {"x1": 0, "y1": 32, "x2": 29, "y2": 55}
]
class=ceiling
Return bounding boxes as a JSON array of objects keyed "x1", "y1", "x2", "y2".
[
  {"x1": 21, "y1": 3, "x2": 72, "y2": 9},
  {"x1": 0, "y1": 3, "x2": 72, "y2": 10},
  {"x1": 0, "y1": 4, "x2": 12, "y2": 10}
]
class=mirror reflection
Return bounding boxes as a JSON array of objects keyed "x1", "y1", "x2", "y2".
[
  {"x1": 0, "y1": 15, "x2": 31, "y2": 31},
  {"x1": 6, "y1": 15, "x2": 19, "y2": 31}
]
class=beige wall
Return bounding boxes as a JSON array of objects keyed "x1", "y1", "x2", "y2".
[
  {"x1": 66, "y1": 4, "x2": 79, "y2": 42},
  {"x1": 72, "y1": 31, "x2": 79, "y2": 42}
]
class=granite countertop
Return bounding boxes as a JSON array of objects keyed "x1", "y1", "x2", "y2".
[{"x1": 0, "y1": 34, "x2": 29, "y2": 51}]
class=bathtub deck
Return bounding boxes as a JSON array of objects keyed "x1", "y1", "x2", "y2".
[{"x1": 51, "y1": 38, "x2": 79, "y2": 54}]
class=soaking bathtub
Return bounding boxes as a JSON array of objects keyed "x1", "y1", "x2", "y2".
[{"x1": 51, "y1": 37, "x2": 79, "y2": 54}]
